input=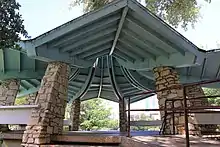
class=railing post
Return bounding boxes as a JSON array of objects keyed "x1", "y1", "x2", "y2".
[
  {"x1": 163, "y1": 99, "x2": 168, "y2": 135},
  {"x1": 172, "y1": 99, "x2": 175, "y2": 135},
  {"x1": 127, "y1": 97, "x2": 131, "y2": 137},
  {"x1": 0, "y1": 132, "x2": 3, "y2": 147},
  {"x1": 183, "y1": 86, "x2": 190, "y2": 147}
]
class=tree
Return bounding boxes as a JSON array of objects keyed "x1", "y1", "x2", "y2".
[
  {"x1": 71, "y1": 0, "x2": 211, "y2": 30},
  {"x1": 0, "y1": 0, "x2": 28, "y2": 50},
  {"x1": 203, "y1": 88, "x2": 220, "y2": 106},
  {"x1": 15, "y1": 96, "x2": 26, "y2": 105},
  {"x1": 80, "y1": 98, "x2": 118, "y2": 131}
]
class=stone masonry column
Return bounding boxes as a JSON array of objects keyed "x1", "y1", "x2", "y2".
[
  {"x1": 22, "y1": 62, "x2": 69, "y2": 146},
  {"x1": 119, "y1": 98, "x2": 127, "y2": 133},
  {"x1": 0, "y1": 79, "x2": 20, "y2": 132},
  {"x1": 70, "y1": 98, "x2": 81, "y2": 131},
  {"x1": 185, "y1": 85, "x2": 217, "y2": 134},
  {"x1": 153, "y1": 66, "x2": 198, "y2": 135},
  {"x1": 185, "y1": 85, "x2": 208, "y2": 107}
]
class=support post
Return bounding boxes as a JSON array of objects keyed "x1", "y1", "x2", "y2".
[
  {"x1": 172, "y1": 100, "x2": 175, "y2": 135},
  {"x1": 183, "y1": 86, "x2": 190, "y2": 147},
  {"x1": 119, "y1": 97, "x2": 127, "y2": 133},
  {"x1": 127, "y1": 97, "x2": 131, "y2": 137},
  {"x1": 70, "y1": 98, "x2": 81, "y2": 131}
]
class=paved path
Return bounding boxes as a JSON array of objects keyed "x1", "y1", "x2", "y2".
[{"x1": 133, "y1": 135, "x2": 220, "y2": 147}]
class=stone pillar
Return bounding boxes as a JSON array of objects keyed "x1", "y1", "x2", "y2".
[
  {"x1": 22, "y1": 62, "x2": 69, "y2": 146},
  {"x1": 186, "y1": 85, "x2": 217, "y2": 134},
  {"x1": 0, "y1": 79, "x2": 20, "y2": 132},
  {"x1": 119, "y1": 98, "x2": 127, "y2": 133},
  {"x1": 185, "y1": 85, "x2": 208, "y2": 107},
  {"x1": 153, "y1": 66, "x2": 198, "y2": 135},
  {"x1": 25, "y1": 92, "x2": 38, "y2": 105},
  {"x1": 70, "y1": 98, "x2": 81, "y2": 131},
  {"x1": 0, "y1": 79, "x2": 20, "y2": 106}
]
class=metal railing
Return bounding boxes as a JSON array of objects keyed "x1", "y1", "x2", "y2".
[{"x1": 125, "y1": 79, "x2": 220, "y2": 147}]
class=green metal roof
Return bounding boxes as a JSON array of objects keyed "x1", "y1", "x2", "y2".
[
  {"x1": 67, "y1": 56, "x2": 154, "y2": 103},
  {"x1": 2, "y1": 0, "x2": 220, "y2": 103},
  {"x1": 21, "y1": 0, "x2": 204, "y2": 70}
]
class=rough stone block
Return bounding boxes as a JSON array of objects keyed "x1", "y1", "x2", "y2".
[{"x1": 27, "y1": 138, "x2": 34, "y2": 144}]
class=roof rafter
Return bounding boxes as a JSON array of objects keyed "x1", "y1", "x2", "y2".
[
  {"x1": 70, "y1": 37, "x2": 114, "y2": 56},
  {"x1": 109, "y1": 7, "x2": 128, "y2": 55},
  {"x1": 84, "y1": 50, "x2": 109, "y2": 60},
  {"x1": 78, "y1": 44, "x2": 112, "y2": 59},
  {"x1": 114, "y1": 50, "x2": 135, "y2": 62},
  {"x1": 118, "y1": 37, "x2": 156, "y2": 60},
  {"x1": 51, "y1": 14, "x2": 121, "y2": 48},
  {"x1": 60, "y1": 27, "x2": 117, "y2": 52},
  {"x1": 126, "y1": 16, "x2": 186, "y2": 56},
  {"x1": 122, "y1": 29, "x2": 169, "y2": 58},
  {"x1": 30, "y1": 0, "x2": 127, "y2": 47}
]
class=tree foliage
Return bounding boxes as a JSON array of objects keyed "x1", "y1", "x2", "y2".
[
  {"x1": 71, "y1": 0, "x2": 211, "y2": 30},
  {"x1": 0, "y1": 0, "x2": 28, "y2": 50},
  {"x1": 80, "y1": 98, "x2": 118, "y2": 130},
  {"x1": 15, "y1": 96, "x2": 26, "y2": 105},
  {"x1": 203, "y1": 88, "x2": 220, "y2": 106}
]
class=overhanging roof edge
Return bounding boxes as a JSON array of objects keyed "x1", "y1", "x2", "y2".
[
  {"x1": 127, "y1": 0, "x2": 204, "y2": 58},
  {"x1": 22, "y1": 0, "x2": 128, "y2": 47}
]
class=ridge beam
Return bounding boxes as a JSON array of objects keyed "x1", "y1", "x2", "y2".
[{"x1": 109, "y1": 7, "x2": 128, "y2": 55}]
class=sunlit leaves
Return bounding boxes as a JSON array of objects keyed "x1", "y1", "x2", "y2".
[
  {"x1": 72, "y1": 0, "x2": 210, "y2": 30},
  {"x1": 0, "y1": 0, "x2": 28, "y2": 50}
]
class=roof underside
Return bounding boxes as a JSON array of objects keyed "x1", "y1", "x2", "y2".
[
  {"x1": 23, "y1": 0, "x2": 204, "y2": 70},
  {"x1": 2, "y1": 0, "x2": 220, "y2": 103}
]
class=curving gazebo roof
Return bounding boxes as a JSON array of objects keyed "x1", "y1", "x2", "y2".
[
  {"x1": 21, "y1": 0, "x2": 204, "y2": 70},
  {"x1": 1, "y1": 0, "x2": 220, "y2": 103}
]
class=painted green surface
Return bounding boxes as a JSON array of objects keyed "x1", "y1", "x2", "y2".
[{"x1": 1, "y1": 0, "x2": 220, "y2": 103}]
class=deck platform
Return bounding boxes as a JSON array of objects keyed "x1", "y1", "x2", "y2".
[{"x1": 2, "y1": 131, "x2": 220, "y2": 146}]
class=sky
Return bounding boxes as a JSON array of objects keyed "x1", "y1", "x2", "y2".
[
  {"x1": 17, "y1": 0, "x2": 220, "y2": 49},
  {"x1": 17, "y1": 0, "x2": 220, "y2": 116}
]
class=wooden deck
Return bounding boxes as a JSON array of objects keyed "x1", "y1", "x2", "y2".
[{"x1": 2, "y1": 131, "x2": 220, "y2": 147}]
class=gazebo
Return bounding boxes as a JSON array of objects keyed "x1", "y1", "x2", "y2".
[{"x1": 0, "y1": 0, "x2": 220, "y2": 146}]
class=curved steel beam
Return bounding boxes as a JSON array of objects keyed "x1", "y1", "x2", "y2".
[
  {"x1": 120, "y1": 66, "x2": 153, "y2": 91},
  {"x1": 98, "y1": 57, "x2": 104, "y2": 98},
  {"x1": 69, "y1": 68, "x2": 80, "y2": 81},
  {"x1": 107, "y1": 56, "x2": 122, "y2": 99},
  {"x1": 72, "y1": 59, "x2": 98, "y2": 101}
]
